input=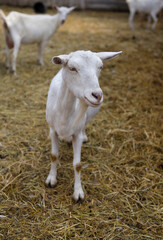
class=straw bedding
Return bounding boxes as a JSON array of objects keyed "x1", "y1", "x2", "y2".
[{"x1": 0, "y1": 6, "x2": 162, "y2": 240}]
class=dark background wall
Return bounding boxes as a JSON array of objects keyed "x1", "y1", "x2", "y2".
[{"x1": 0, "y1": 0, "x2": 128, "y2": 11}]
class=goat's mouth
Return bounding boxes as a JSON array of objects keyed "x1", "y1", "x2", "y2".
[{"x1": 84, "y1": 96, "x2": 102, "y2": 107}]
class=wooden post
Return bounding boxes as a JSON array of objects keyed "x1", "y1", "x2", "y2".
[{"x1": 79, "y1": 0, "x2": 86, "y2": 10}]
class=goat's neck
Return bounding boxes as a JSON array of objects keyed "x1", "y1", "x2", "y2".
[
  {"x1": 51, "y1": 13, "x2": 62, "y2": 31},
  {"x1": 59, "y1": 79, "x2": 88, "y2": 131}
]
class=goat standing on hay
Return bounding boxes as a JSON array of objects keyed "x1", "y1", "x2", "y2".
[
  {"x1": 126, "y1": 0, "x2": 163, "y2": 29},
  {"x1": 46, "y1": 50, "x2": 122, "y2": 201},
  {"x1": 0, "y1": 6, "x2": 75, "y2": 75}
]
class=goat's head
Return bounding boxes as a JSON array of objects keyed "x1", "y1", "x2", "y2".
[
  {"x1": 56, "y1": 6, "x2": 75, "y2": 25},
  {"x1": 52, "y1": 50, "x2": 122, "y2": 107}
]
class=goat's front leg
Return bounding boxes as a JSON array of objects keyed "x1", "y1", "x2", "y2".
[
  {"x1": 37, "y1": 41, "x2": 47, "y2": 65},
  {"x1": 146, "y1": 15, "x2": 152, "y2": 29},
  {"x1": 129, "y1": 9, "x2": 135, "y2": 29},
  {"x1": 72, "y1": 133, "x2": 84, "y2": 201},
  {"x1": 151, "y1": 12, "x2": 158, "y2": 30},
  {"x1": 46, "y1": 128, "x2": 59, "y2": 187}
]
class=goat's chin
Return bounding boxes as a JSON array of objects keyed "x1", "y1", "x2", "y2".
[{"x1": 84, "y1": 96, "x2": 102, "y2": 107}]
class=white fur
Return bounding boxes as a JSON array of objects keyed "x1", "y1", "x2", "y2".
[
  {"x1": 0, "y1": 6, "x2": 75, "y2": 75},
  {"x1": 46, "y1": 50, "x2": 122, "y2": 201},
  {"x1": 126, "y1": 0, "x2": 163, "y2": 29}
]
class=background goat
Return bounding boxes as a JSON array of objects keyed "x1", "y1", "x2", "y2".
[
  {"x1": 126, "y1": 0, "x2": 163, "y2": 29},
  {"x1": 0, "y1": 6, "x2": 75, "y2": 75}
]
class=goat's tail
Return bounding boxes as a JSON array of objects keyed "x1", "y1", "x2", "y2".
[
  {"x1": 0, "y1": 10, "x2": 14, "y2": 49},
  {"x1": 0, "y1": 9, "x2": 6, "y2": 22},
  {"x1": 0, "y1": 9, "x2": 10, "y2": 31}
]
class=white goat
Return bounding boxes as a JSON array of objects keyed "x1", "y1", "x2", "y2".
[
  {"x1": 126, "y1": 0, "x2": 163, "y2": 29},
  {"x1": 0, "y1": 6, "x2": 75, "y2": 75},
  {"x1": 46, "y1": 50, "x2": 122, "y2": 201}
]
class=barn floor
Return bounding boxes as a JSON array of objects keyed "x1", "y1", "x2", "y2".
[{"x1": 0, "y1": 6, "x2": 162, "y2": 240}]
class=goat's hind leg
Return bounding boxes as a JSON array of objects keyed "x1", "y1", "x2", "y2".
[
  {"x1": 46, "y1": 129, "x2": 59, "y2": 187},
  {"x1": 146, "y1": 15, "x2": 152, "y2": 29},
  {"x1": 4, "y1": 24, "x2": 12, "y2": 69},
  {"x1": 5, "y1": 44, "x2": 10, "y2": 69},
  {"x1": 82, "y1": 128, "x2": 88, "y2": 143},
  {"x1": 151, "y1": 12, "x2": 158, "y2": 30},
  {"x1": 82, "y1": 106, "x2": 101, "y2": 143},
  {"x1": 12, "y1": 37, "x2": 20, "y2": 75}
]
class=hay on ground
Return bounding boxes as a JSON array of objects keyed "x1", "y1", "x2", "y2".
[{"x1": 0, "y1": 6, "x2": 163, "y2": 240}]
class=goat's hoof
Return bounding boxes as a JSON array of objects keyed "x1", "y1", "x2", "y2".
[
  {"x1": 132, "y1": 35, "x2": 136, "y2": 40},
  {"x1": 45, "y1": 175, "x2": 57, "y2": 188},
  {"x1": 73, "y1": 189, "x2": 84, "y2": 202},
  {"x1": 82, "y1": 135, "x2": 88, "y2": 143},
  {"x1": 38, "y1": 60, "x2": 44, "y2": 66},
  {"x1": 11, "y1": 70, "x2": 17, "y2": 76}
]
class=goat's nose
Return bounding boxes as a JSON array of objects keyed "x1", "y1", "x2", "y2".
[{"x1": 92, "y1": 91, "x2": 103, "y2": 102}]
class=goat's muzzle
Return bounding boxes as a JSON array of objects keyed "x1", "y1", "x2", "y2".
[
  {"x1": 84, "y1": 89, "x2": 103, "y2": 107},
  {"x1": 92, "y1": 92, "x2": 103, "y2": 102}
]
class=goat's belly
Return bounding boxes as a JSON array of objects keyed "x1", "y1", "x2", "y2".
[
  {"x1": 21, "y1": 35, "x2": 44, "y2": 44},
  {"x1": 136, "y1": 3, "x2": 154, "y2": 13}
]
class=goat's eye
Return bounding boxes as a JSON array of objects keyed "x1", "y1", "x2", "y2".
[
  {"x1": 99, "y1": 66, "x2": 103, "y2": 70},
  {"x1": 69, "y1": 67, "x2": 77, "y2": 72}
]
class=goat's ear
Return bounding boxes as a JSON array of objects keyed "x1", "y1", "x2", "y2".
[
  {"x1": 54, "y1": 6, "x2": 61, "y2": 12},
  {"x1": 96, "y1": 51, "x2": 122, "y2": 61},
  {"x1": 52, "y1": 55, "x2": 69, "y2": 65},
  {"x1": 68, "y1": 6, "x2": 76, "y2": 12},
  {"x1": 53, "y1": 5, "x2": 58, "y2": 11}
]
